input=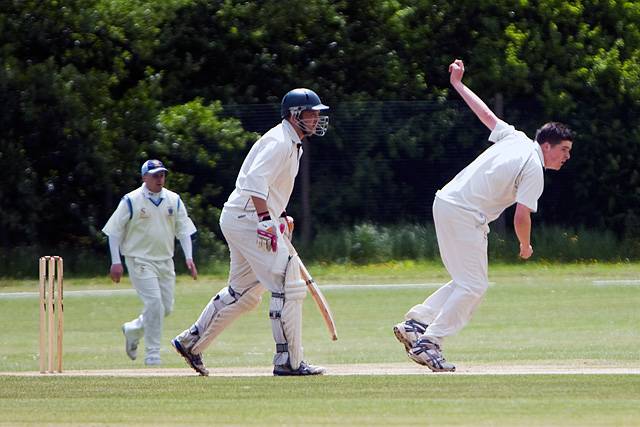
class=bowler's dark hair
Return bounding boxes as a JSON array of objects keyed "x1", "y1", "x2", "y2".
[{"x1": 535, "y1": 122, "x2": 574, "y2": 146}]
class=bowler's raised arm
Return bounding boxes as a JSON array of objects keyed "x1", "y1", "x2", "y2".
[{"x1": 449, "y1": 59, "x2": 499, "y2": 131}]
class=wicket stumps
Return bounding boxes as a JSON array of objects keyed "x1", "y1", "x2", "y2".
[{"x1": 38, "y1": 256, "x2": 64, "y2": 374}]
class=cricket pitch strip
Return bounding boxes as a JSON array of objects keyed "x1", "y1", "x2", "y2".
[{"x1": 3, "y1": 362, "x2": 639, "y2": 377}]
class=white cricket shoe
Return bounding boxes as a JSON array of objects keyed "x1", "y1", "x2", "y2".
[
  {"x1": 408, "y1": 338, "x2": 456, "y2": 372},
  {"x1": 393, "y1": 319, "x2": 428, "y2": 352},
  {"x1": 273, "y1": 361, "x2": 325, "y2": 376},
  {"x1": 145, "y1": 355, "x2": 161, "y2": 366},
  {"x1": 121, "y1": 324, "x2": 139, "y2": 360}
]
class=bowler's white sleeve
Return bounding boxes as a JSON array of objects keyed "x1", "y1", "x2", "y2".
[
  {"x1": 178, "y1": 234, "x2": 193, "y2": 260},
  {"x1": 239, "y1": 137, "x2": 288, "y2": 199},
  {"x1": 488, "y1": 120, "x2": 516, "y2": 144},
  {"x1": 102, "y1": 197, "x2": 131, "y2": 240},
  {"x1": 515, "y1": 160, "x2": 544, "y2": 212}
]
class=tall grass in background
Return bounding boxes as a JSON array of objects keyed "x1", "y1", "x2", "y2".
[
  {"x1": 1, "y1": 223, "x2": 637, "y2": 278},
  {"x1": 302, "y1": 223, "x2": 640, "y2": 264},
  {"x1": 306, "y1": 223, "x2": 440, "y2": 263},
  {"x1": 0, "y1": 239, "x2": 229, "y2": 279}
]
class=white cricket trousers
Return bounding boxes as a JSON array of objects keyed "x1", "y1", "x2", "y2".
[
  {"x1": 219, "y1": 208, "x2": 290, "y2": 294},
  {"x1": 406, "y1": 197, "x2": 490, "y2": 345},
  {"x1": 124, "y1": 257, "x2": 175, "y2": 359},
  {"x1": 192, "y1": 207, "x2": 289, "y2": 334}
]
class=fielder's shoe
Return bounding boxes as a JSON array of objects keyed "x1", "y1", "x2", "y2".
[
  {"x1": 144, "y1": 355, "x2": 161, "y2": 366},
  {"x1": 171, "y1": 327, "x2": 209, "y2": 376},
  {"x1": 121, "y1": 324, "x2": 139, "y2": 360},
  {"x1": 393, "y1": 319, "x2": 428, "y2": 352},
  {"x1": 408, "y1": 338, "x2": 456, "y2": 372},
  {"x1": 273, "y1": 361, "x2": 325, "y2": 376}
]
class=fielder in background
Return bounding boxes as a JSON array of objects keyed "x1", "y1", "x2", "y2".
[
  {"x1": 102, "y1": 159, "x2": 198, "y2": 366},
  {"x1": 172, "y1": 88, "x2": 329, "y2": 376},
  {"x1": 394, "y1": 59, "x2": 574, "y2": 372}
]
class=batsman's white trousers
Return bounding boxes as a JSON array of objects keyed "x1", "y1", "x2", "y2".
[
  {"x1": 192, "y1": 208, "x2": 305, "y2": 367},
  {"x1": 219, "y1": 208, "x2": 290, "y2": 294},
  {"x1": 124, "y1": 257, "x2": 175, "y2": 358},
  {"x1": 406, "y1": 197, "x2": 490, "y2": 345},
  {"x1": 192, "y1": 207, "x2": 289, "y2": 336}
]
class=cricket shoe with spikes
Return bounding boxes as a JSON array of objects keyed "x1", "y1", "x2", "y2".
[
  {"x1": 171, "y1": 326, "x2": 209, "y2": 376},
  {"x1": 408, "y1": 338, "x2": 456, "y2": 372},
  {"x1": 273, "y1": 361, "x2": 325, "y2": 376},
  {"x1": 393, "y1": 319, "x2": 428, "y2": 352},
  {"x1": 121, "y1": 324, "x2": 139, "y2": 360}
]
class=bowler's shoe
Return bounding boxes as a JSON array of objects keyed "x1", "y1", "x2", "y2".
[
  {"x1": 408, "y1": 338, "x2": 456, "y2": 372},
  {"x1": 393, "y1": 319, "x2": 428, "y2": 352}
]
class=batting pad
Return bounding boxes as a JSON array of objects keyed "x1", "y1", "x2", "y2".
[
  {"x1": 271, "y1": 255, "x2": 307, "y2": 369},
  {"x1": 192, "y1": 285, "x2": 264, "y2": 354}
]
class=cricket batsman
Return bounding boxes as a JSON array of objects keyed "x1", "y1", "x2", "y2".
[
  {"x1": 172, "y1": 88, "x2": 329, "y2": 376},
  {"x1": 394, "y1": 59, "x2": 574, "y2": 372}
]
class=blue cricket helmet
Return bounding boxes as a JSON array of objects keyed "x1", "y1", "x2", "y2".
[{"x1": 280, "y1": 88, "x2": 330, "y2": 136}]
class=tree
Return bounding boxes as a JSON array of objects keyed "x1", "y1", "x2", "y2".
[{"x1": 153, "y1": 99, "x2": 257, "y2": 255}]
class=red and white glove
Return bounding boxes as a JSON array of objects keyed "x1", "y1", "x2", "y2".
[
  {"x1": 257, "y1": 218, "x2": 278, "y2": 252},
  {"x1": 279, "y1": 215, "x2": 294, "y2": 240}
]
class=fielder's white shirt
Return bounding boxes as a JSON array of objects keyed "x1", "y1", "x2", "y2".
[
  {"x1": 436, "y1": 120, "x2": 545, "y2": 222},
  {"x1": 224, "y1": 120, "x2": 302, "y2": 216},
  {"x1": 102, "y1": 184, "x2": 196, "y2": 261}
]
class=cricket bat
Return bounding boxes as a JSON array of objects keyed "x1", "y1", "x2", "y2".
[{"x1": 283, "y1": 237, "x2": 338, "y2": 341}]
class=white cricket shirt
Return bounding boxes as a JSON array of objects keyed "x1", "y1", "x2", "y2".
[
  {"x1": 224, "y1": 120, "x2": 303, "y2": 216},
  {"x1": 436, "y1": 120, "x2": 545, "y2": 222},
  {"x1": 102, "y1": 184, "x2": 197, "y2": 261}
]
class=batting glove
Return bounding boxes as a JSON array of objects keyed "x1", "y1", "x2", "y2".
[
  {"x1": 257, "y1": 219, "x2": 278, "y2": 252},
  {"x1": 279, "y1": 215, "x2": 294, "y2": 240}
]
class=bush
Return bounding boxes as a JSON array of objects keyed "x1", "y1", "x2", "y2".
[{"x1": 305, "y1": 223, "x2": 639, "y2": 265}]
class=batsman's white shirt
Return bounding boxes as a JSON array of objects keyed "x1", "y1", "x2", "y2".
[
  {"x1": 221, "y1": 120, "x2": 302, "y2": 290},
  {"x1": 102, "y1": 184, "x2": 196, "y2": 260},
  {"x1": 193, "y1": 121, "x2": 305, "y2": 367},
  {"x1": 436, "y1": 120, "x2": 545, "y2": 221},
  {"x1": 224, "y1": 120, "x2": 302, "y2": 217}
]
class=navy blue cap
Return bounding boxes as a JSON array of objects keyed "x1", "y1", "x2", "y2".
[{"x1": 141, "y1": 159, "x2": 168, "y2": 176}]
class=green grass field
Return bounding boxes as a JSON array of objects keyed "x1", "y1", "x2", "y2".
[{"x1": 1, "y1": 261, "x2": 639, "y2": 426}]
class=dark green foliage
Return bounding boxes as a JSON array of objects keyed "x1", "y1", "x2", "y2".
[
  {"x1": 0, "y1": 223, "x2": 636, "y2": 277},
  {"x1": 154, "y1": 99, "x2": 256, "y2": 249},
  {"x1": 0, "y1": 1, "x2": 254, "y2": 270},
  {"x1": 303, "y1": 223, "x2": 638, "y2": 265},
  {"x1": 1, "y1": 0, "x2": 639, "y2": 276}
]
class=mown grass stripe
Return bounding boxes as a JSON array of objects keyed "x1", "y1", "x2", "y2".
[{"x1": 592, "y1": 279, "x2": 640, "y2": 286}]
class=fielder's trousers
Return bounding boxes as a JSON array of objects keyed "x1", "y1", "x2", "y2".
[{"x1": 124, "y1": 257, "x2": 175, "y2": 360}]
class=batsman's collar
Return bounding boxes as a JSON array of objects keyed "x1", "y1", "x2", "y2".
[
  {"x1": 282, "y1": 120, "x2": 302, "y2": 145},
  {"x1": 141, "y1": 159, "x2": 168, "y2": 176}
]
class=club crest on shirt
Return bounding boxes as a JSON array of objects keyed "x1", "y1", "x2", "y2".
[
  {"x1": 139, "y1": 208, "x2": 149, "y2": 219},
  {"x1": 168, "y1": 207, "x2": 174, "y2": 216}
]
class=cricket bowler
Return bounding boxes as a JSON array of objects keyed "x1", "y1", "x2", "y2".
[{"x1": 394, "y1": 59, "x2": 574, "y2": 372}]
